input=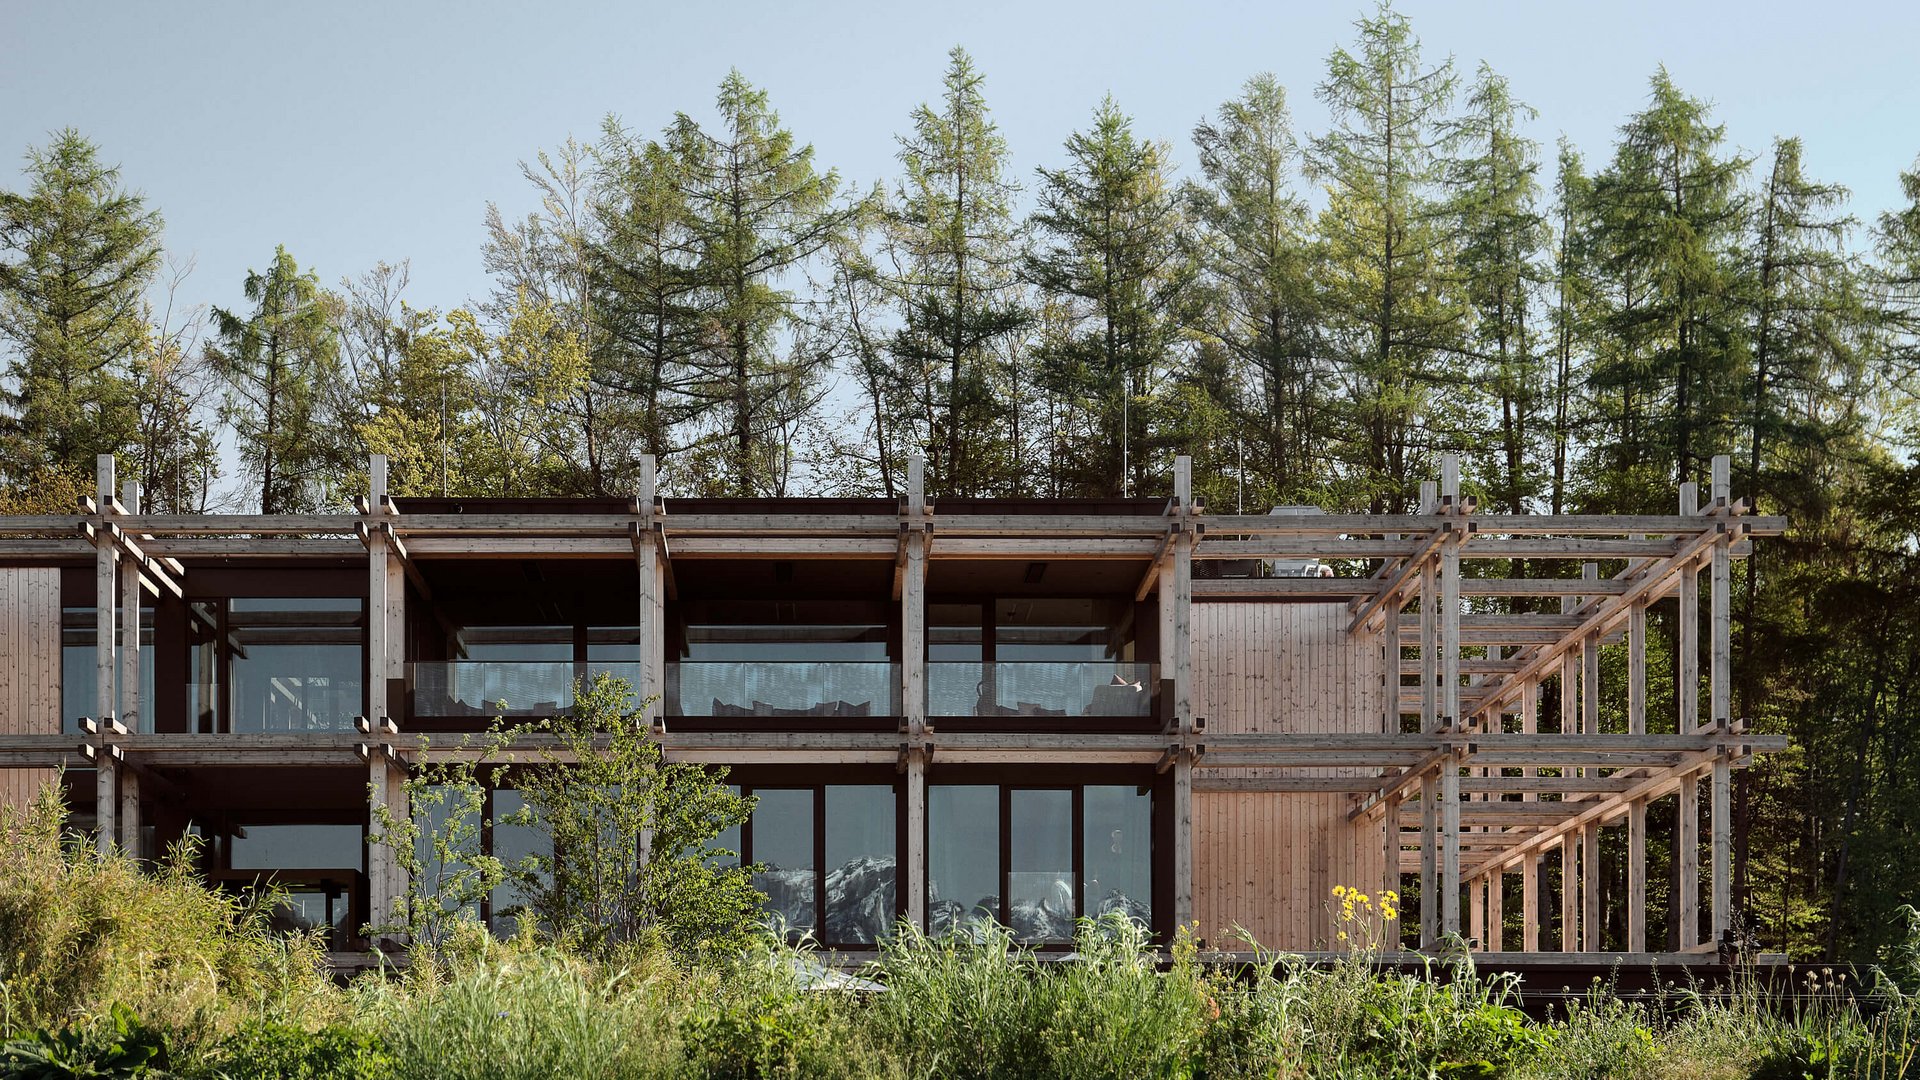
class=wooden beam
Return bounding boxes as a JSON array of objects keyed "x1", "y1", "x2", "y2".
[
  {"x1": 1678, "y1": 481, "x2": 1701, "y2": 949},
  {"x1": 1440, "y1": 455, "x2": 1463, "y2": 939}
]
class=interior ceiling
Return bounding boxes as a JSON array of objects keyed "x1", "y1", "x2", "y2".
[{"x1": 928, "y1": 558, "x2": 1146, "y2": 597}]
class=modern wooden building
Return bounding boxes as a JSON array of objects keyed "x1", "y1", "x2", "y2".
[{"x1": 0, "y1": 451, "x2": 1785, "y2": 962}]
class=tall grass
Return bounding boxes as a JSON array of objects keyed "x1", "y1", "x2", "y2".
[
  {"x1": 0, "y1": 785, "x2": 332, "y2": 1057},
  {"x1": 5, "y1": 808, "x2": 1920, "y2": 1080}
]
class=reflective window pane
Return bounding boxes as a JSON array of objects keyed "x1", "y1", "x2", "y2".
[
  {"x1": 228, "y1": 824, "x2": 362, "y2": 870},
  {"x1": 1084, "y1": 785, "x2": 1152, "y2": 926},
  {"x1": 750, "y1": 789, "x2": 815, "y2": 937},
  {"x1": 490, "y1": 788, "x2": 549, "y2": 936},
  {"x1": 824, "y1": 785, "x2": 894, "y2": 944},
  {"x1": 412, "y1": 785, "x2": 485, "y2": 920},
  {"x1": 1009, "y1": 789, "x2": 1074, "y2": 943},
  {"x1": 228, "y1": 598, "x2": 365, "y2": 732},
  {"x1": 929, "y1": 785, "x2": 999, "y2": 936},
  {"x1": 60, "y1": 607, "x2": 153, "y2": 733}
]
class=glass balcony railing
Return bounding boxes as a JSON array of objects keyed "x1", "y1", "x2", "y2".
[
  {"x1": 929, "y1": 662, "x2": 1156, "y2": 718},
  {"x1": 410, "y1": 661, "x2": 646, "y2": 719},
  {"x1": 667, "y1": 661, "x2": 900, "y2": 718}
]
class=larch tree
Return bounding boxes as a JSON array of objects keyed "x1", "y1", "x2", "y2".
[
  {"x1": 1182, "y1": 73, "x2": 1325, "y2": 507},
  {"x1": 1583, "y1": 69, "x2": 1750, "y2": 508},
  {"x1": 1026, "y1": 95, "x2": 1189, "y2": 498},
  {"x1": 669, "y1": 70, "x2": 861, "y2": 496},
  {"x1": 0, "y1": 130, "x2": 161, "y2": 487},
  {"x1": 484, "y1": 139, "x2": 647, "y2": 497},
  {"x1": 1306, "y1": 3, "x2": 1463, "y2": 512},
  {"x1": 1448, "y1": 63, "x2": 1547, "y2": 514},
  {"x1": 883, "y1": 46, "x2": 1029, "y2": 496},
  {"x1": 591, "y1": 123, "x2": 708, "y2": 483},
  {"x1": 207, "y1": 246, "x2": 341, "y2": 514}
]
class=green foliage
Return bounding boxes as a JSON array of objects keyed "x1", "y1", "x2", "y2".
[
  {"x1": 0, "y1": 129, "x2": 160, "y2": 487},
  {"x1": 0, "y1": 784, "x2": 332, "y2": 1048},
  {"x1": 364, "y1": 730, "x2": 510, "y2": 962},
  {"x1": 0, "y1": 1003, "x2": 169, "y2": 1079},
  {"x1": 349, "y1": 940, "x2": 678, "y2": 1080},
  {"x1": 196, "y1": 1021, "x2": 391, "y2": 1080},
  {"x1": 206, "y1": 246, "x2": 341, "y2": 513},
  {"x1": 501, "y1": 674, "x2": 763, "y2": 962}
]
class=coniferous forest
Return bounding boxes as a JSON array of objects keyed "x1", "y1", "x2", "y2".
[{"x1": 4, "y1": 6, "x2": 1920, "y2": 967}]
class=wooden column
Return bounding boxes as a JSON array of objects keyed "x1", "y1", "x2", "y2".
[
  {"x1": 365, "y1": 455, "x2": 398, "y2": 934},
  {"x1": 1580, "y1": 561, "x2": 1601, "y2": 951},
  {"x1": 1487, "y1": 869, "x2": 1504, "y2": 951},
  {"x1": 94, "y1": 454, "x2": 118, "y2": 855},
  {"x1": 1167, "y1": 456, "x2": 1196, "y2": 931},
  {"x1": 1559, "y1": 837, "x2": 1577, "y2": 951},
  {"x1": 637, "y1": 456, "x2": 663, "y2": 708},
  {"x1": 1520, "y1": 679, "x2": 1540, "y2": 951},
  {"x1": 1709, "y1": 455, "x2": 1733, "y2": 942},
  {"x1": 1417, "y1": 478, "x2": 1439, "y2": 949},
  {"x1": 1582, "y1": 821, "x2": 1601, "y2": 951},
  {"x1": 1627, "y1": 589, "x2": 1649, "y2": 952},
  {"x1": 117, "y1": 478, "x2": 142, "y2": 854},
  {"x1": 1439, "y1": 456, "x2": 1462, "y2": 939},
  {"x1": 903, "y1": 456, "x2": 928, "y2": 931},
  {"x1": 1384, "y1": 792, "x2": 1402, "y2": 946},
  {"x1": 1677, "y1": 481, "x2": 1701, "y2": 949}
]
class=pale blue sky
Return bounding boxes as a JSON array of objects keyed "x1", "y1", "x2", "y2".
[{"x1": 3, "y1": 0, "x2": 1917, "y2": 327}]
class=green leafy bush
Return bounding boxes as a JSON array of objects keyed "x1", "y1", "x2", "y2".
[
  {"x1": 0, "y1": 1002, "x2": 169, "y2": 1079},
  {"x1": 195, "y1": 1021, "x2": 392, "y2": 1080}
]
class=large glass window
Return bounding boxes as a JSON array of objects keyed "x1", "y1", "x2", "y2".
[
  {"x1": 928, "y1": 785, "x2": 999, "y2": 937},
  {"x1": 930, "y1": 599, "x2": 1149, "y2": 718},
  {"x1": 489, "y1": 788, "x2": 550, "y2": 937},
  {"x1": 723, "y1": 783, "x2": 898, "y2": 945},
  {"x1": 226, "y1": 823, "x2": 363, "y2": 871},
  {"x1": 1009, "y1": 789, "x2": 1075, "y2": 943},
  {"x1": 189, "y1": 598, "x2": 365, "y2": 733},
  {"x1": 60, "y1": 606, "x2": 153, "y2": 732},
  {"x1": 1084, "y1": 785, "x2": 1153, "y2": 923},
  {"x1": 749, "y1": 789, "x2": 816, "y2": 937},
  {"x1": 673, "y1": 603, "x2": 896, "y2": 717},
  {"x1": 930, "y1": 782, "x2": 1154, "y2": 943},
  {"x1": 824, "y1": 785, "x2": 895, "y2": 945}
]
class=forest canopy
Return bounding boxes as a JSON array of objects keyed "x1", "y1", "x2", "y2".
[{"x1": 4, "y1": 6, "x2": 1920, "y2": 964}]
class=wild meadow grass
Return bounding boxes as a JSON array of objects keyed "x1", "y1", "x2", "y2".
[{"x1": 4, "y1": 797, "x2": 1918, "y2": 1079}]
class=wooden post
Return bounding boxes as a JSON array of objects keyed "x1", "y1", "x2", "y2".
[
  {"x1": 637, "y1": 456, "x2": 662, "y2": 707},
  {"x1": 1520, "y1": 679, "x2": 1540, "y2": 952},
  {"x1": 365, "y1": 456, "x2": 397, "y2": 935},
  {"x1": 94, "y1": 454, "x2": 118, "y2": 855},
  {"x1": 1559, "y1": 837, "x2": 1577, "y2": 951},
  {"x1": 1418, "y1": 479, "x2": 1439, "y2": 949},
  {"x1": 1628, "y1": 588, "x2": 1648, "y2": 952},
  {"x1": 1169, "y1": 456, "x2": 1196, "y2": 931},
  {"x1": 1709, "y1": 455, "x2": 1733, "y2": 942},
  {"x1": 1487, "y1": 869, "x2": 1504, "y2": 951},
  {"x1": 903, "y1": 456, "x2": 928, "y2": 931},
  {"x1": 1384, "y1": 792, "x2": 1402, "y2": 946},
  {"x1": 1678, "y1": 481, "x2": 1701, "y2": 949},
  {"x1": 1582, "y1": 820, "x2": 1601, "y2": 951},
  {"x1": 116, "y1": 479, "x2": 142, "y2": 854},
  {"x1": 1439, "y1": 456, "x2": 1461, "y2": 939}
]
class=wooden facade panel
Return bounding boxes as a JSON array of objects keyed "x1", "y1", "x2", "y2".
[
  {"x1": 0, "y1": 567, "x2": 60, "y2": 810},
  {"x1": 1192, "y1": 601, "x2": 1387, "y2": 949}
]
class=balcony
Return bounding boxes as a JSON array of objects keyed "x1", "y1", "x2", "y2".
[
  {"x1": 928, "y1": 662, "x2": 1156, "y2": 718},
  {"x1": 410, "y1": 661, "x2": 645, "y2": 719},
  {"x1": 667, "y1": 661, "x2": 899, "y2": 719}
]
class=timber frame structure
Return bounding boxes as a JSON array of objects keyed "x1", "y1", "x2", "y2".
[{"x1": 0, "y1": 450, "x2": 1785, "y2": 964}]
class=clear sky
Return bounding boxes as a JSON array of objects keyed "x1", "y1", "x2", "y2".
[{"x1": 3, "y1": 0, "x2": 1917, "y2": 329}]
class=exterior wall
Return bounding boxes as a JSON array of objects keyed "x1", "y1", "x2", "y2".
[
  {"x1": 1191, "y1": 601, "x2": 1388, "y2": 950},
  {"x1": 0, "y1": 567, "x2": 60, "y2": 809}
]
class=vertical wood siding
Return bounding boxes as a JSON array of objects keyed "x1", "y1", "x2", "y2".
[
  {"x1": 1191, "y1": 601, "x2": 1388, "y2": 950},
  {"x1": 0, "y1": 567, "x2": 60, "y2": 809}
]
